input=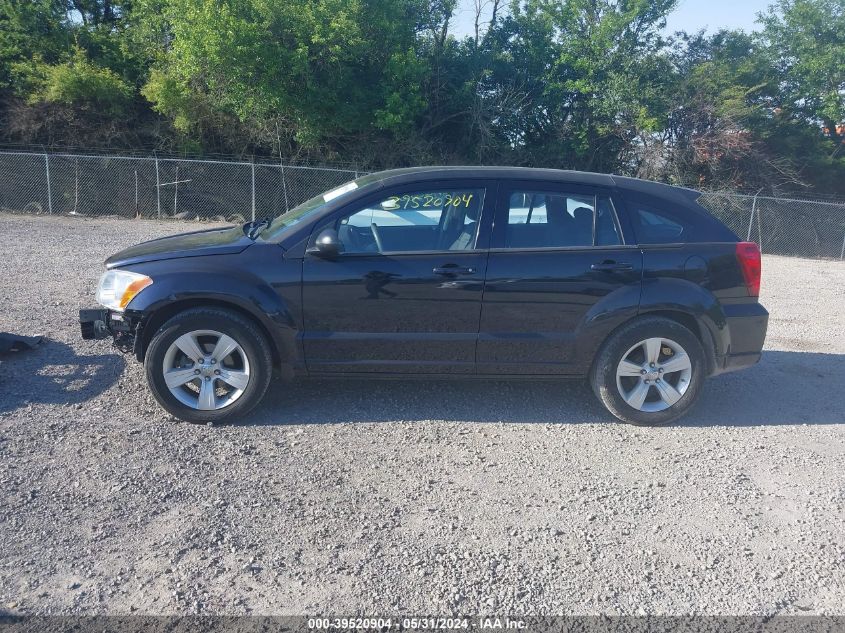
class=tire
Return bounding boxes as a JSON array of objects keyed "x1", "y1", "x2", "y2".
[
  {"x1": 144, "y1": 307, "x2": 273, "y2": 424},
  {"x1": 590, "y1": 316, "x2": 706, "y2": 426}
]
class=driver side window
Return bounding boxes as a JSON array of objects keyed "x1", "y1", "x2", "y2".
[{"x1": 321, "y1": 188, "x2": 485, "y2": 254}]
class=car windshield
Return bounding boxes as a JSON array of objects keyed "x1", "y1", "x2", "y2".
[{"x1": 261, "y1": 172, "x2": 381, "y2": 240}]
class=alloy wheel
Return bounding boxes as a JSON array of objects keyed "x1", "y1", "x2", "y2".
[
  {"x1": 161, "y1": 329, "x2": 251, "y2": 411},
  {"x1": 615, "y1": 337, "x2": 692, "y2": 413}
]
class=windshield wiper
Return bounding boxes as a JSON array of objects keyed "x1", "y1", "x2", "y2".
[{"x1": 243, "y1": 218, "x2": 271, "y2": 240}]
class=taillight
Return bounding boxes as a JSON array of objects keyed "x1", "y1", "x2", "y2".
[{"x1": 736, "y1": 242, "x2": 761, "y2": 297}]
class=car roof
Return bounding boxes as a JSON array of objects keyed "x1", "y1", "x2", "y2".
[
  {"x1": 369, "y1": 166, "x2": 701, "y2": 204},
  {"x1": 372, "y1": 166, "x2": 614, "y2": 187}
]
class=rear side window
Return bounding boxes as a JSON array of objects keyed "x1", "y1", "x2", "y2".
[
  {"x1": 504, "y1": 191, "x2": 621, "y2": 248},
  {"x1": 633, "y1": 205, "x2": 690, "y2": 244}
]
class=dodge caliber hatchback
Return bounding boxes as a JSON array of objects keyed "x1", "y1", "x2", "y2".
[{"x1": 80, "y1": 167, "x2": 768, "y2": 425}]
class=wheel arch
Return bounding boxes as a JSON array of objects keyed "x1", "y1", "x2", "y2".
[
  {"x1": 637, "y1": 309, "x2": 717, "y2": 375},
  {"x1": 637, "y1": 277, "x2": 730, "y2": 374},
  {"x1": 590, "y1": 309, "x2": 718, "y2": 377},
  {"x1": 133, "y1": 298, "x2": 289, "y2": 371}
]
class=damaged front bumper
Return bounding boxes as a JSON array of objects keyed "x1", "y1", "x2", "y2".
[{"x1": 79, "y1": 308, "x2": 139, "y2": 354}]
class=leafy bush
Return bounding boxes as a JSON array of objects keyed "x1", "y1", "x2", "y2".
[{"x1": 25, "y1": 48, "x2": 133, "y2": 116}]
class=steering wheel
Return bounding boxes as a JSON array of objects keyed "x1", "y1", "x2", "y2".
[{"x1": 370, "y1": 223, "x2": 384, "y2": 252}]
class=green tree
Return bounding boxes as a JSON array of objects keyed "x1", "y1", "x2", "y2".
[
  {"x1": 0, "y1": 0, "x2": 69, "y2": 87},
  {"x1": 759, "y1": 0, "x2": 845, "y2": 143},
  {"x1": 142, "y1": 0, "x2": 431, "y2": 153},
  {"x1": 479, "y1": 0, "x2": 678, "y2": 171},
  {"x1": 650, "y1": 30, "x2": 795, "y2": 191}
]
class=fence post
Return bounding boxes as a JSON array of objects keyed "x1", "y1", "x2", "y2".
[
  {"x1": 44, "y1": 153, "x2": 53, "y2": 214},
  {"x1": 134, "y1": 169, "x2": 139, "y2": 219},
  {"x1": 154, "y1": 155, "x2": 161, "y2": 219},
  {"x1": 173, "y1": 165, "x2": 179, "y2": 216},
  {"x1": 747, "y1": 188, "x2": 763, "y2": 243},
  {"x1": 280, "y1": 164, "x2": 289, "y2": 212},
  {"x1": 251, "y1": 162, "x2": 256, "y2": 221},
  {"x1": 71, "y1": 157, "x2": 79, "y2": 215},
  {"x1": 746, "y1": 202, "x2": 755, "y2": 241},
  {"x1": 840, "y1": 230, "x2": 845, "y2": 260}
]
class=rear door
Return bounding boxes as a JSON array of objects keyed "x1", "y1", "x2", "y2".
[
  {"x1": 477, "y1": 180, "x2": 642, "y2": 374},
  {"x1": 301, "y1": 179, "x2": 495, "y2": 374}
]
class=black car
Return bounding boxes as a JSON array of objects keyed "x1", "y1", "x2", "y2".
[{"x1": 80, "y1": 167, "x2": 768, "y2": 425}]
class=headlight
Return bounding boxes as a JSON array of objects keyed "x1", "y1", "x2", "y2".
[{"x1": 96, "y1": 270, "x2": 153, "y2": 311}]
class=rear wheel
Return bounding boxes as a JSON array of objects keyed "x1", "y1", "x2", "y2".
[
  {"x1": 590, "y1": 317, "x2": 705, "y2": 425},
  {"x1": 145, "y1": 308, "x2": 273, "y2": 423}
]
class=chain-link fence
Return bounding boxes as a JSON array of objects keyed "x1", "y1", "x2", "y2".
[
  {"x1": 698, "y1": 191, "x2": 845, "y2": 260},
  {"x1": 1, "y1": 150, "x2": 844, "y2": 259},
  {"x1": 0, "y1": 151, "x2": 361, "y2": 223}
]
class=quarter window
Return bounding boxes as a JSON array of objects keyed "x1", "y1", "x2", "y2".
[
  {"x1": 322, "y1": 189, "x2": 485, "y2": 254},
  {"x1": 633, "y1": 206, "x2": 688, "y2": 243},
  {"x1": 504, "y1": 191, "x2": 621, "y2": 248}
]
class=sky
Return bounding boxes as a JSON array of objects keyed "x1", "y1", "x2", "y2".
[
  {"x1": 452, "y1": 0, "x2": 773, "y2": 39},
  {"x1": 663, "y1": 0, "x2": 771, "y2": 34}
]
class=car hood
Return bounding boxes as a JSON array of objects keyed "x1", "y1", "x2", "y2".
[{"x1": 105, "y1": 225, "x2": 253, "y2": 268}]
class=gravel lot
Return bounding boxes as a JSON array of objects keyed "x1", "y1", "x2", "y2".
[{"x1": 0, "y1": 212, "x2": 843, "y2": 616}]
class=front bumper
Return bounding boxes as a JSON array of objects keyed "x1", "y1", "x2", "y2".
[
  {"x1": 79, "y1": 308, "x2": 110, "y2": 340},
  {"x1": 79, "y1": 308, "x2": 138, "y2": 352}
]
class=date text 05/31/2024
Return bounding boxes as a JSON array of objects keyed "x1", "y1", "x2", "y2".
[{"x1": 307, "y1": 617, "x2": 528, "y2": 630}]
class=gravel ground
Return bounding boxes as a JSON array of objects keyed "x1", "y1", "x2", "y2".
[{"x1": 0, "y1": 212, "x2": 843, "y2": 617}]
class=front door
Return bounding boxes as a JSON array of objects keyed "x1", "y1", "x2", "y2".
[
  {"x1": 302, "y1": 181, "x2": 495, "y2": 374},
  {"x1": 477, "y1": 181, "x2": 643, "y2": 374}
]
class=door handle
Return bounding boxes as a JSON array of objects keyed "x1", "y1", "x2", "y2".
[
  {"x1": 590, "y1": 261, "x2": 633, "y2": 272},
  {"x1": 433, "y1": 265, "x2": 475, "y2": 276}
]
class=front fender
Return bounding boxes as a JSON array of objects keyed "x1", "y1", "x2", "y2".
[{"x1": 122, "y1": 255, "x2": 299, "y2": 366}]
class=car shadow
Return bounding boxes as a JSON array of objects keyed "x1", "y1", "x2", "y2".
[
  {"x1": 240, "y1": 350, "x2": 845, "y2": 428},
  {"x1": 246, "y1": 375, "x2": 605, "y2": 426},
  {"x1": 682, "y1": 350, "x2": 845, "y2": 427},
  {"x1": 0, "y1": 339, "x2": 125, "y2": 414}
]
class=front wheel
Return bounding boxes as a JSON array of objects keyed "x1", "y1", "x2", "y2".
[
  {"x1": 145, "y1": 308, "x2": 273, "y2": 423},
  {"x1": 590, "y1": 317, "x2": 706, "y2": 426}
]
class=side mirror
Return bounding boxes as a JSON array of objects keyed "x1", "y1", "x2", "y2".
[{"x1": 308, "y1": 228, "x2": 343, "y2": 258}]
